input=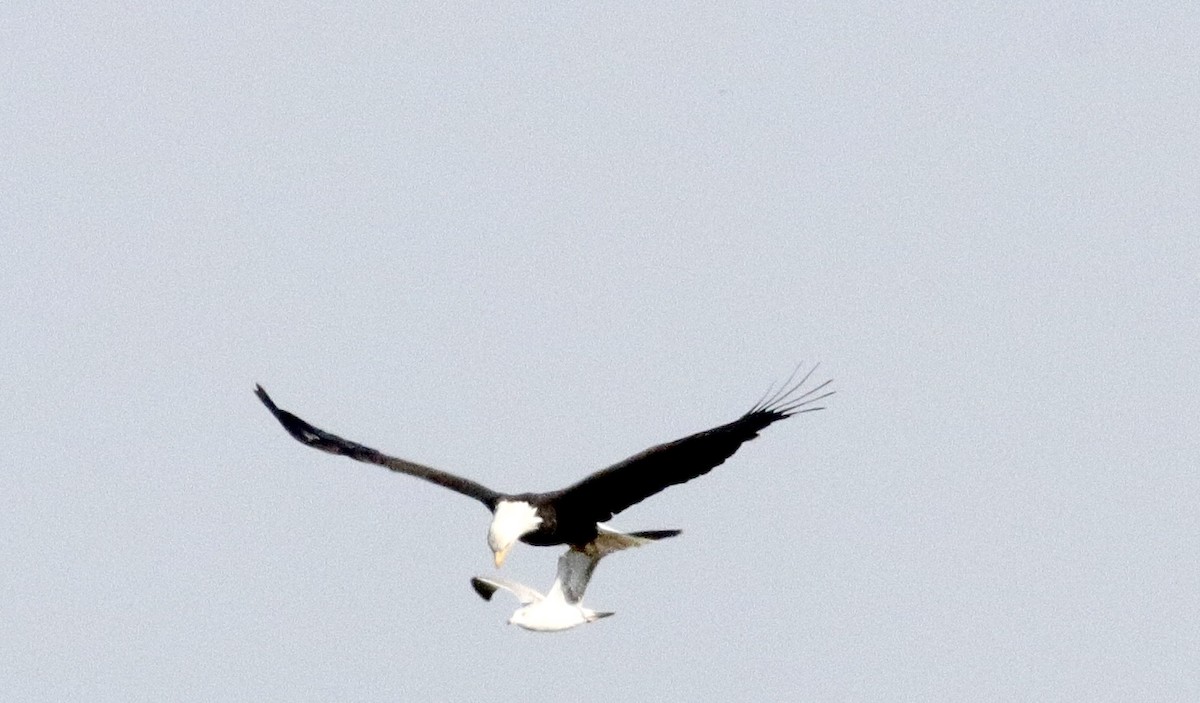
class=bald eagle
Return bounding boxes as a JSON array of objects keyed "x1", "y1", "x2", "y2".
[{"x1": 254, "y1": 364, "x2": 832, "y2": 567}]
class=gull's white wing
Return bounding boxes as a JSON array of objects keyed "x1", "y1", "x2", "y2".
[{"x1": 470, "y1": 576, "x2": 543, "y2": 606}]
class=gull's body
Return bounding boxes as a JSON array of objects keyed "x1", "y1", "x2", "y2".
[{"x1": 255, "y1": 364, "x2": 832, "y2": 566}]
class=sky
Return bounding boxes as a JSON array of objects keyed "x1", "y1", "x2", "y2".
[{"x1": 4, "y1": 2, "x2": 1199, "y2": 700}]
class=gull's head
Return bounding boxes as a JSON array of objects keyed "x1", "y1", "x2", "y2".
[
  {"x1": 507, "y1": 607, "x2": 531, "y2": 628},
  {"x1": 488, "y1": 500, "x2": 542, "y2": 568}
]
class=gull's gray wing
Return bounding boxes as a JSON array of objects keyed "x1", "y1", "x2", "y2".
[
  {"x1": 557, "y1": 548, "x2": 599, "y2": 605},
  {"x1": 557, "y1": 527, "x2": 682, "y2": 603}
]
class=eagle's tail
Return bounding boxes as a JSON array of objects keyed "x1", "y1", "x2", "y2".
[{"x1": 587, "y1": 524, "x2": 681, "y2": 556}]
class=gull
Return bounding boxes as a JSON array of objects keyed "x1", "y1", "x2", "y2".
[{"x1": 470, "y1": 525, "x2": 677, "y2": 631}]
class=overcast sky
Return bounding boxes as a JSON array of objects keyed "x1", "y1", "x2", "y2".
[{"x1": 5, "y1": 2, "x2": 1198, "y2": 701}]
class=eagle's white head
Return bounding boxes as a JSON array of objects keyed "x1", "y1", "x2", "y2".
[{"x1": 488, "y1": 500, "x2": 542, "y2": 568}]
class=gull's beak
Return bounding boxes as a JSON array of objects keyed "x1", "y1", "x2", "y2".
[{"x1": 493, "y1": 545, "x2": 511, "y2": 568}]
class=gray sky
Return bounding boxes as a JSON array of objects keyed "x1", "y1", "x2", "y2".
[{"x1": 5, "y1": 2, "x2": 1198, "y2": 700}]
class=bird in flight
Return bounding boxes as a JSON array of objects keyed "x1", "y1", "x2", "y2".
[
  {"x1": 470, "y1": 525, "x2": 678, "y2": 631},
  {"x1": 254, "y1": 363, "x2": 832, "y2": 567}
]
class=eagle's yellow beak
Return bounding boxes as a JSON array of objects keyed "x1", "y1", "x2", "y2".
[{"x1": 493, "y1": 545, "x2": 511, "y2": 568}]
